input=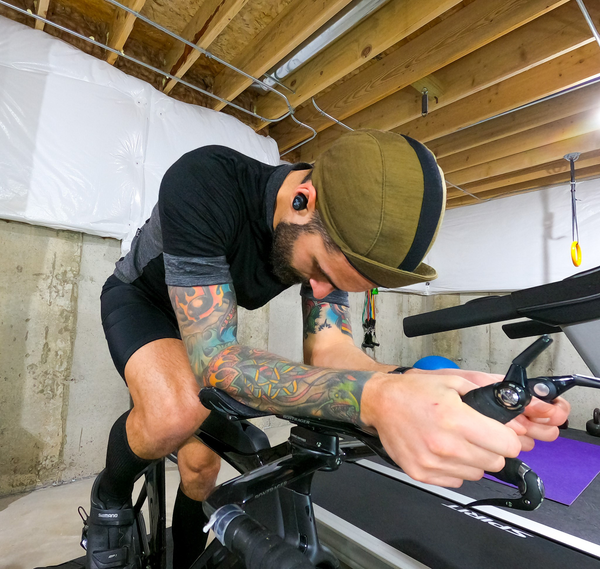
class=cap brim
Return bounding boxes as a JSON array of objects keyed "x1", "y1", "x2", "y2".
[{"x1": 343, "y1": 247, "x2": 437, "y2": 288}]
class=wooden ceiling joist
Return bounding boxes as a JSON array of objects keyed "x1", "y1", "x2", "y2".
[
  {"x1": 447, "y1": 163, "x2": 600, "y2": 208},
  {"x1": 209, "y1": 0, "x2": 353, "y2": 113},
  {"x1": 34, "y1": 0, "x2": 50, "y2": 31},
  {"x1": 161, "y1": 0, "x2": 248, "y2": 95},
  {"x1": 253, "y1": 0, "x2": 463, "y2": 124},
  {"x1": 394, "y1": 41, "x2": 600, "y2": 144},
  {"x1": 447, "y1": 148, "x2": 600, "y2": 197},
  {"x1": 428, "y1": 80, "x2": 600, "y2": 159},
  {"x1": 106, "y1": 0, "x2": 147, "y2": 65},
  {"x1": 292, "y1": 0, "x2": 596, "y2": 162},
  {"x1": 438, "y1": 109, "x2": 600, "y2": 174},
  {"x1": 272, "y1": 0, "x2": 572, "y2": 154},
  {"x1": 446, "y1": 129, "x2": 600, "y2": 186}
]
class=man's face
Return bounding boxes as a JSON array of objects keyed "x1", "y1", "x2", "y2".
[{"x1": 271, "y1": 217, "x2": 375, "y2": 298}]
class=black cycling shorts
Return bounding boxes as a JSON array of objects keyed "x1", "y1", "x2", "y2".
[{"x1": 101, "y1": 274, "x2": 180, "y2": 380}]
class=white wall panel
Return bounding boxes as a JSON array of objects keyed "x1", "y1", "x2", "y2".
[{"x1": 0, "y1": 15, "x2": 280, "y2": 249}]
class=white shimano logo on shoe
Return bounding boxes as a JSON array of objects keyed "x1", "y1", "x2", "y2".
[{"x1": 98, "y1": 513, "x2": 119, "y2": 518}]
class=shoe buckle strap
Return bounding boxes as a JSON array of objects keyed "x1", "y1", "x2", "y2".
[{"x1": 92, "y1": 546, "x2": 129, "y2": 568}]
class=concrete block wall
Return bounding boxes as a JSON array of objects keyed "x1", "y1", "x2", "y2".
[
  {"x1": 0, "y1": 220, "x2": 128, "y2": 496},
  {"x1": 0, "y1": 219, "x2": 597, "y2": 496}
]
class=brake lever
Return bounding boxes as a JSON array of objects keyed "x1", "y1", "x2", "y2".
[
  {"x1": 527, "y1": 374, "x2": 600, "y2": 402},
  {"x1": 459, "y1": 337, "x2": 600, "y2": 511},
  {"x1": 461, "y1": 336, "x2": 551, "y2": 511},
  {"x1": 470, "y1": 458, "x2": 545, "y2": 511}
]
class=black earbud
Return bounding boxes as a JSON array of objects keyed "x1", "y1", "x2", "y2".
[{"x1": 292, "y1": 194, "x2": 308, "y2": 211}]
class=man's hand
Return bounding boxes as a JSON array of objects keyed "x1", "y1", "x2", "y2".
[
  {"x1": 412, "y1": 368, "x2": 571, "y2": 451},
  {"x1": 359, "y1": 371, "x2": 555, "y2": 488}
]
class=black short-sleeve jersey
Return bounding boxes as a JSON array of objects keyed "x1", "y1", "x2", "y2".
[{"x1": 113, "y1": 146, "x2": 348, "y2": 311}]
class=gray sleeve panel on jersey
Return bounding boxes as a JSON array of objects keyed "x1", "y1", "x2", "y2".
[
  {"x1": 163, "y1": 253, "x2": 233, "y2": 287},
  {"x1": 299, "y1": 283, "x2": 350, "y2": 307},
  {"x1": 114, "y1": 203, "x2": 164, "y2": 283}
]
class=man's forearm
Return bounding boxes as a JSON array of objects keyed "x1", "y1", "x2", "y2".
[
  {"x1": 202, "y1": 344, "x2": 376, "y2": 427},
  {"x1": 311, "y1": 341, "x2": 397, "y2": 373}
]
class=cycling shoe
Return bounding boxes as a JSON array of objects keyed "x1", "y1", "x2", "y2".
[{"x1": 81, "y1": 472, "x2": 142, "y2": 569}]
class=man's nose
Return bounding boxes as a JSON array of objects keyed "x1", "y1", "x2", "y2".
[{"x1": 309, "y1": 278, "x2": 335, "y2": 299}]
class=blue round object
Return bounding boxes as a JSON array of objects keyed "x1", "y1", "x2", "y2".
[{"x1": 413, "y1": 355, "x2": 460, "y2": 370}]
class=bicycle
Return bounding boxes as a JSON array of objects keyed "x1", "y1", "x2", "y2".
[{"x1": 127, "y1": 266, "x2": 600, "y2": 569}]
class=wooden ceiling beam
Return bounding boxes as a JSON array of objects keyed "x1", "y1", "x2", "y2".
[
  {"x1": 34, "y1": 0, "x2": 50, "y2": 31},
  {"x1": 447, "y1": 164, "x2": 600, "y2": 208},
  {"x1": 106, "y1": 0, "x2": 147, "y2": 66},
  {"x1": 438, "y1": 109, "x2": 600, "y2": 174},
  {"x1": 295, "y1": 0, "x2": 594, "y2": 162},
  {"x1": 394, "y1": 42, "x2": 600, "y2": 144},
  {"x1": 446, "y1": 149, "x2": 600, "y2": 197},
  {"x1": 446, "y1": 130, "x2": 600, "y2": 186},
  {"x1": 253, "y1": 0, "x2": 463, "y2": 124},
  {"x1": 209, "y1": 0, "x2": 353, "y2": 113},
  {"x1": 272, "y1": 0, "x2": 570, "y2": 153},
  {"x1": 162, "y1": 0, "x2": 249, "y2": 95},
  {"x1": 428, "y1": 81, "x2": 600, "y2": 159}
]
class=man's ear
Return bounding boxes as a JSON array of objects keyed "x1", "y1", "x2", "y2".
[{"x1": 292, "y1": 181, "x2": 317, "y2": 215}]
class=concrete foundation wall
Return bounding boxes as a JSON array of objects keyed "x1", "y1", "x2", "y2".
[{"x1": 0, "y1": 219, "x2": 597, "y2": 496}]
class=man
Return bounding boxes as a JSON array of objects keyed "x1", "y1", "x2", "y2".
[{"x1": 88, "y1": 130, "x2": 569, "y2": 569}]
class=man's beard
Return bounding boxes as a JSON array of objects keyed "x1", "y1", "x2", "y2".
[
  {"x1": 270, "y1": 215, "x2": 339, "y2": 286},
  {"x1": 270, "y1": 221, "x2": 305, "y2": 285}
]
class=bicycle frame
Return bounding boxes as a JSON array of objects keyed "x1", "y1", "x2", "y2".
[{"x1": 136, "y1": 402, "x2": 379, "y2": 569}]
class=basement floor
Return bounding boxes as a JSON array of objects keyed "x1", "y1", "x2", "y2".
[{"x1": 0, "y1": 424, "x2": 292, "y2": 569}]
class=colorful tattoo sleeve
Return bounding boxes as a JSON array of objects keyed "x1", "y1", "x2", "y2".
[
  {"x1": 169, "y1": 284, "x2": 238, "y2": 376},
  {"x1": 203, "y1": 345, "x2": 371, "y2": 427},
  {"x1": 170, "y1": 284, "x2": 371, "y2": 427},
  {"x1": 302, "y1": 298, "x2": 353, "y2": 341}
]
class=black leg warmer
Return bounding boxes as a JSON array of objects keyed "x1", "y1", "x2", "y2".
[
  {"x1": 97, "y1": 410, "x2": 153, "y2": 508},
  {"x1": 172, "y1": 485, "x2": 209, "y2": 569}
]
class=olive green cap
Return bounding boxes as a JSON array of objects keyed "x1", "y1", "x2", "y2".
[{"x1": 312, "y1": 129, "x2": 446, "y2": 288}]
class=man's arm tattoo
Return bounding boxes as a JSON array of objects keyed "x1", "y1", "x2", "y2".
[
  {"x1": 203, "y1": 345, "x2": 371, "y2": 427},
  {"x1": 302, "y1": 299, "x2": 353, "y2": 340},
  {"x1": 171, "y1": 285, "x2": 369, "y2": 426},
  {"x1": 169, "y1": 284, "x2": 238, "y2": 376}
]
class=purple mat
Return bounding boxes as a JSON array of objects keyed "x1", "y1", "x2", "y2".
[{"x1": 485, "y1": 436, "x2": 600, "y2": 505}]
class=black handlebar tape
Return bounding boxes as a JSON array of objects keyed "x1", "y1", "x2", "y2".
[
  {"x1": 224, "y1": 513, "x2": 315, "y2": 569},
  {"x1": 403, "y1": 295, "x2": 519, "y2": 337},
  {"x1": 487, "y1": 457, "x2": 525, "y2": 488},
  {"x1": 461, "y1": 385, "x2": 523, "y2": 424}
]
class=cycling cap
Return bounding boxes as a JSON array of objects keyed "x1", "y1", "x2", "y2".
[{"x1": 312, "y1": 129, "x2": 446, "y2": 288}]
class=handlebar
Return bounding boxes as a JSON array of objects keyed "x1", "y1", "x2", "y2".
[
  {"x1": 206, "y1": 505, "x2": 315, "y2": 569},
  {"x1": 403, "y1": 265, "x2": 600, "y2": 338},
  {"x1": 404, "y1": 295, "x2": 519, "y2": 337}
]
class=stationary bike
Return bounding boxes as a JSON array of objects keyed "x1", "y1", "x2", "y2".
[{"x1": 134, "y1": 266, "x2": 600, "y2": 569}]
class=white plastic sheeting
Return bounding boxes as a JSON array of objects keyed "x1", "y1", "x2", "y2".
[
  {"x1": 412, "y1": 177, "x2": 600, "y2": 293},
  {"x1": 0, "y1": 15, "x2": 280, "y2": 249}
]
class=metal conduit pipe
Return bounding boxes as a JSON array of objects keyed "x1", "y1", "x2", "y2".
[
  {"x1": 453, "y1": 75, "x2": 600, "y2": 134},
  {"x1": 576, "y1": 0, "x2": 600, "y2": 48},
  {"x1": 0, "y1": 0, "x2": 323, "y2": 144},
  {"x1": 102, "y1": 0, "x2": 295, "y2": 115},
  {"x1": 0, "y1": 1, "x2": 284, "y2": 124},
  {"x1": 260, "y1": 0, "x2": 389, "y2": 90},
  {"x1": 102, "y1": 0, "x2": 372, "y2": 141}
]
